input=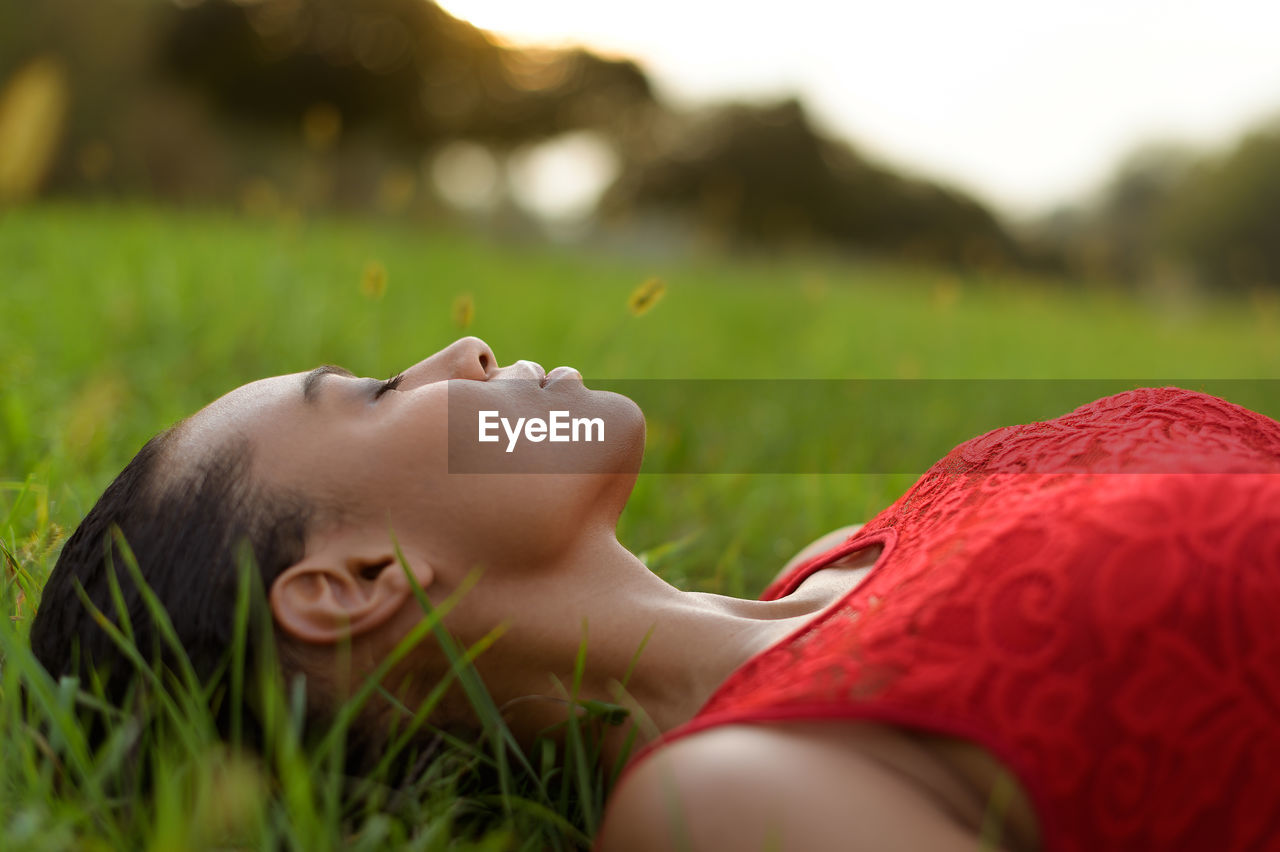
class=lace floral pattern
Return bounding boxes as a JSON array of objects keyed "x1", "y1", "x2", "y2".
[{"x1": 670, "y1": 389, "x2": 1280, "y2": 851}]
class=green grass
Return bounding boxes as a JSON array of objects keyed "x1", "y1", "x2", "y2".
[{"x1": 3, "y1": 201, "x2": 1279, "y2": 849}]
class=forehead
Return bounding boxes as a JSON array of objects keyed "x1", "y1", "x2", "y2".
[
  {"x1": 167, "y1": 373, "x2": 307, "y2": 462},
  {"x1": 189, "y1": 373, "x2": 304, "y2": 439}
]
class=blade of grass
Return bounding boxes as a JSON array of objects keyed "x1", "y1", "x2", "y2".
[
  {"x1": 387, "y1": 532, "x2": 544, "y2": 808},
  {"x1": 108, "y1": 527, "x2": 205, "y2": 704}
]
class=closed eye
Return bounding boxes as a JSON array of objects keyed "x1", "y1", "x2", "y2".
[{"x1": 374, "y1": 373, "x2": 405, "y2": 399}]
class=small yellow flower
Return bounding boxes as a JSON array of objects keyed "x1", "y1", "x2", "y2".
[
  {"x1": 191, "y1": 747, "x2": 268, "y2": 845},
  {"x1": 361, "y1": 261, "x2": 387, "y2": 300},
  {"x1": 801, "y1": 273, "x2": 828, "y2": 303},
  {"x1": 238, "y1": 178, "x2": 280, "y2": 218},
  {"x1": 932, "y1": 276, "x2": 961, "y2": 310},
  {"x1": 0, "y1": 56, "x2": 69, "y2": 202},
  {"x1": 628, "y1": 277, "x2": 666, "y2": 317},
  {"x1": 452, "y1": 292, "x2": 475, "y2": 329},
  {"x1": 378, "y1": 167, "x2": 417, "y2": 213}
]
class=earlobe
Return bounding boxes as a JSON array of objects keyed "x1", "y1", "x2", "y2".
[{"x1": 269, "y1": 547, "x2": 432, "y2": 645}]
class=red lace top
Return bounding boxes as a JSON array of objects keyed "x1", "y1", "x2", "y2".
[{"x1": 637, "y1": 388, "x2": 1280, "y2": 851}]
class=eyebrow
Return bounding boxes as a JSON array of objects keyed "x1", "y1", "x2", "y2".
[{"x1": 302, "y1": 364, "x2": 356, "y2": 403}]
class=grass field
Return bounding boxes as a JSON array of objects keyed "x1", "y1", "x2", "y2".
[{"x1": 3, "y1": 202, "x2": 1279, "y2": 849}]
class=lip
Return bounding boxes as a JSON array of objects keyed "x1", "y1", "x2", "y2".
[
  {"x1": 543, "y1": 366, "x2": 582, "y2": 387},
  {"x1": 511, "y1": 359, "x2": 547, "y2": 386}
]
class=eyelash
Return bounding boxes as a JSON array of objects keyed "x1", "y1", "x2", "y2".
[{"x1": 374, "y1": 373, "x2": 405, "y2": 399}]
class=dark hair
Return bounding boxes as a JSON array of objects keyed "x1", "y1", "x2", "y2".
[{"x1": 29, "y1": 426, "x2": 311, "y2": 737}]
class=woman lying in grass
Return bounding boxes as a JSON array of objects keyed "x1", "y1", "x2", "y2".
[{"x1": 31, "y1": 336, "x2": 1280, "y2": 851}]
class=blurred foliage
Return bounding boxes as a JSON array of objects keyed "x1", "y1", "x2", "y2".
[
  {"x1": 5, "y1": 0, "x2": 1280, "y2": 285},
  {"x1": 1028, "y1": 122, "x2": 1280, "y2": 292},
  {"x1": 1023, "y1": 144, "x2": 1196, "y2": 285},
  {"x1": 0, "y1": 0, "x2": 1017, "y2": 269},
  {"x1": 1159, "y1": 126, "x2": 1280, "y2": 290},
  {"x1": 0, "y1": 0, "x2": 187, "y2": 194},
  {"x1": 158, "y1": 0, "x2": 655, "y2": 148},
  {"x1": 601, "y1": 99, "x2": 1020, "y2": 269},
  {"x1": 0, "y1": 0, "x2": 655, "y2": 214}
]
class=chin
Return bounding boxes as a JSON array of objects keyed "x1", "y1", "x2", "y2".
[{"x1": 598, "y1": 390, "x2": 646, "y2": 475}]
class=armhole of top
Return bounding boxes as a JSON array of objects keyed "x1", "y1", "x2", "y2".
[{"x1": 762, "y1": 526, "x2": 897, "y2": 602}]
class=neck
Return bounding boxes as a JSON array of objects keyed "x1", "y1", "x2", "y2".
[{"x1": 460, "y1": 531, "x2": 836, "y2": 770}]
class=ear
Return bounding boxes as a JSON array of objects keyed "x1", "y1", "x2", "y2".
[{"x1": 269, "y1": 538, "x2": 433, "y2": 645}]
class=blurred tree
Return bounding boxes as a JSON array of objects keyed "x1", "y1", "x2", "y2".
[
  {"x1": 600, "y1": 99, "x2": 1019, "y2": 268},
  {"x1": 157, "y1": 0, "x2": 655, "y2": 150},
  {"x1": 1028, "y1": 125, "x2": 1280, "y2": 292},
  {"x1": 0, "y1": 0, "x2": 660, "y2": 214},
  {"x1": 1096, "y1": 143, "x2": 1196, "y2": 282},
  {"x1": 0, "y1": 0, "x2": 180, "y2": 197},
  {"x1": 1157, "y1": 125, "x2": 1280, "y2": 290},
  {"x1": 1022, "y1": 143, "x2": 1196, "y2": 284}
]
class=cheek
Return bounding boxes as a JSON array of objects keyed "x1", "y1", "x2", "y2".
[
  {"x1": 286, "y1": 400, "x2": 452, "y2": 523},
  {"x1": 344, "y1": 383, "x2": 643, "y2": 566},
  {"x1": 446, "y1": 382, "x2": 644, "y2": 476}
]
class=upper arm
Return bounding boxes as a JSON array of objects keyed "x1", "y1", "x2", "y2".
[
  {"x1": 597, "y1": 725, "x2": 990, "y2": 852},
  {"x1": 772, "y1": 524, "x2": 866, "y2": 587}
]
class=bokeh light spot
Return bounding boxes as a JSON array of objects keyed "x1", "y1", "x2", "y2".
[
  {"x1": 430, "y1": 141, "x2": 501, "y2": 213},
  {"x1": 508, "y1": 131, "x2": 619, "y2": 221}
]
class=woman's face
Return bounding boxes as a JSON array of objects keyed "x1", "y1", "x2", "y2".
[{"x1": 176, "y1": 337, "x2": 645, "y2": 572}]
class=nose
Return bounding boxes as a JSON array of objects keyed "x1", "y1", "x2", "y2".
[
  {"x1": 403, "y1": 336, "x2": 497, "y2": 387},
  {"x1": 448, "y1": 336, "x2": 497, "y2": 381}
]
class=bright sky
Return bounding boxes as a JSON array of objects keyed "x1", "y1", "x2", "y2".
[{"x1": 437, "y1": 0, "x2": 1280, "y2": 217}]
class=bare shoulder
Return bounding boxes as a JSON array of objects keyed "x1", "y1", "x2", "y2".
[{"x1": 597, "y1": 724, "x2": 995, "y2": 852}]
